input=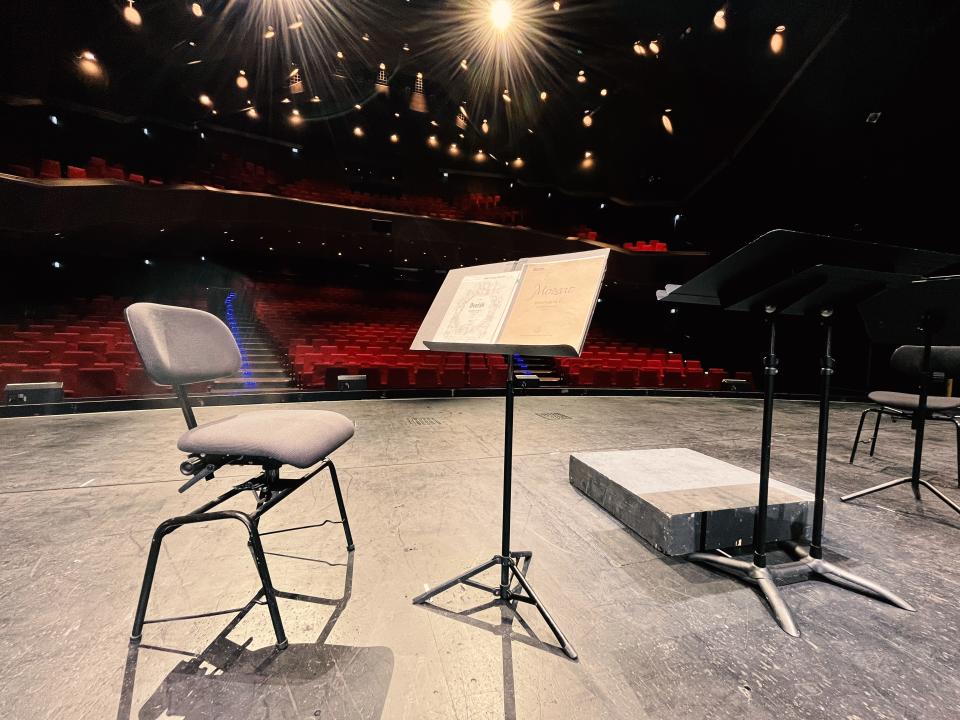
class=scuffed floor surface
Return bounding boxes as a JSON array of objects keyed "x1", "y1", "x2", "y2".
[{"x1": 0, "y1": 395, "x2": 958, "y2": 719}]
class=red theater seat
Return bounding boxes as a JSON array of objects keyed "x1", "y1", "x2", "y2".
[
  {"x1": 124, "y1": 367, "x2": 166, "y2": 396},
  {"x1": 615, "y1": 368, "x2": 638, "y2": 387},
  {"x1": 66, "y1": 166, "x2": 87, "y2": 179},
  {"x1": 440, "y1": 368, "x2": 465, "y2": 387},
  {"x1": 415, "y1": 368, "x2": 440, "y2": 388},
  {"x1": 663, "y1": 367, "x2": 686, "y2": 388},
  {"x1": 76, "y1": 368, "x2": 119, "y2": 397},
  {"x1": 17, "y1": 350, "x2": 52, "y2": 367},
  {"x1": 39, "y1": 159, "x2": 61, "y2": 179},
  {"x1": 63, "y1": 351, "x2": 98, "y2": 368},
  {"x1": 386, "y1": 367, "x2": 410, "y2": 388},
  {"x1": 636, "y1": 369, "x2": 661, "y2": 387},
  {"x1": 359, "y1": 367, "x2": 383, "y2": 389}
]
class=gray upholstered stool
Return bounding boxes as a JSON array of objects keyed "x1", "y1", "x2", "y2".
[
  {"x1": 849, "y1": 346, "x2": 960, "y2": 486},
  {"x1": 125, "y1": 302, "x2": 355, "y2": 650}
]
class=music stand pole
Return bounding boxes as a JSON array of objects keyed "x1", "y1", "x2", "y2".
[{"x1": 412, "y1": 353, "x2": 578, "y2": 660}]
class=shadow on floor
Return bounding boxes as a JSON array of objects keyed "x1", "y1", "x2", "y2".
[{"x1": 117, "y1": 552, "x2": 395, "y2": 720}]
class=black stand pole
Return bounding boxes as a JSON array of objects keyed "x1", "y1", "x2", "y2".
[
  {"x1": 690, "y1": 309, "x2": 914, "y2": 637},
  {"x1": 413, "y1": 354, "x2": 578, "y2": 660},
  {"x1": 841, "y1": 320, "x2": 960, "y2": 514}
]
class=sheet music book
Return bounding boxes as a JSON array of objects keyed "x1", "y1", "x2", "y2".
[{"x1": 413, "y1": 249, "x2": 609, "y2": 357}]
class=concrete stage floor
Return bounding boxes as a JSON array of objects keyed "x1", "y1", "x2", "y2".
[{"x1": 1, "y1": 396, "x2": 959, "y2": 719}]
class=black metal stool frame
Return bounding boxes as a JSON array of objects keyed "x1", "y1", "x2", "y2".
[
  {"x1": 850, "y1": 403, "x2": 960, "y2": 487},
  {"x1": 129, "y1": 386, "x2": 355, "y2": 651}
]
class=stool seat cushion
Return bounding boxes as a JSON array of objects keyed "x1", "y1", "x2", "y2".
[
  {"x1": 868, "y1": 391, "x2": 960, "y2": 412},
  {"x1": 178, "y1": 409, "x2": 354, "y2": 468}
]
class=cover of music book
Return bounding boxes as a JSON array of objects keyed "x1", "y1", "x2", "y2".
[{"x1": 417, "y1": 249, "x2": 609, "y2": 357}]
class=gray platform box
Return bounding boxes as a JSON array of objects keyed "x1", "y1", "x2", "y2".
[{"x1": 569, "y1": 448, "x2": 814, "y2": 556}]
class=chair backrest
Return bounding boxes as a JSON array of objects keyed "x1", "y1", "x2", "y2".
[
  {"x1": 125, "y1": 303, "x2": 241, "y2": 387},
  {"x1": 891, "y1": 346, "x2": 960, "y2": 378}
]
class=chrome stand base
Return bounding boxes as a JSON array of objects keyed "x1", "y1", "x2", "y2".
[
  {"x1": 840, "y1": 475, "x2": 960, "y2": 514},
  {"x1": 689, "y1": 541, "x2": 915, "y2": 638}
]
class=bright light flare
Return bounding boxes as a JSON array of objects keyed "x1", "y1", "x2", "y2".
[
  {"x1": 490, "y1": 1, "x2": 513, "y2": 31},
  {"x1": 425, "y1": 0, "x2": 573, "y2": 131},
  {"x1": 191, "y1": 3, "x2": 203, "y2": 18}
]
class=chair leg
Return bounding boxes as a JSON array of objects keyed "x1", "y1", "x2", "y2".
[
  {"x1": 244, "y1": 518, "x2": 288, "y2": 650},
  {"x1": 328, "y1": 461, "x2": 355, "y2": 551},
  {"x1": 868, "y1": 407, "x2": 885, "y2": 457},
  {"x1": 954, "y1": 418, "x2": 960, "y2": 488},
  {"x1": 130, "y1": 522, "x2": 171, "y2": 642},
  {"x1": 850, "y1": 407, "x2": 874, "y2": 464}
]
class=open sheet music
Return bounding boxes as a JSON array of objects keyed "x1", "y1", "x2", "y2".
[{"x1": 415, "y1": 249, "x2": 609, "y2": 357}]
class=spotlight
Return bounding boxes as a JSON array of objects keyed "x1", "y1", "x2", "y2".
[
  {"x1": 649, "y1": 40, "x2": 660, "y2": 54},
  {"x1": 490, "y1": 0, "x2": 513, "y2": 32},
  {"x1": 661, "y1": 113, "x2": 674, "y2": 134},
  {"x1": 236, "y1": 70, "x2": 248, "y2": 89},
  {"x1": 474, "y1": 150, "x2": 486, "y2": 162},
  {"x1": 123, "y1": 1, "x2": 142, "y2": 27},
  {"x1": 246, "y1": 106, "x2": 259, "y2": 119},
  {"x1": 633, "y1": 41, "x2": 647, "y2": 56},
  {"x1": 311, "y1": 95, "x2": 321, "y2": 103},
  {"x1": 577, "y1": 70, "x2": 586, "y2": 83},
  {"x1": 198, "y1": 93, "x2": 213, "y2": 107},
  {"x1": 427, "y1": 135, "x2": 439, "y2": 148},
  {"x1": 289, "y1": 109, "x2": 302, "y2": 126},
  {"x1": 553, "y1": 1, "x2": 560, "y2": 9},
  {"x1": 142, "y1": 127, "x2": 150, "y2": 137},
  {"x1": 390, "y1": 133, "x2": 399, "y2": 143},
  {"x1": 584, "y1": 150, "x2": 592, "y2": 159},
  {"x1": 49, "y1": 115, "x2": 59, "y2": 126},
  {"x1": 144, "y1": 259, "x2": 151, "y2": 265},
  {"x1": 78, "y1": 51, "x2": 102, "y2": 79},
  {"x1": 191, "y1": 2, "x2": 203, "y2": 18},
  {"x1": 582, "y1": 114, "x2": 593, "y2": 128},
  {"x1": 289, "y1": 17, "x2": 304, "y2": 30},
  {"x1": 713, "y1": 9, "x2": 727, "y2": 31},
  {"x1": 263, "y1": 25, "x2": 275, "y2": 39},
  {"x1": 502, "y1": 89, "x2": 512, "y2": 103},
  {"x1": 540, "y1": 90, "x2": 548, "y2": 101},
  {"x1": 511, "y1": 157, "x2": 524, "y2": 169},
  {"x1": 460, "y1": 59, "x2": 469, "y2": 70},
  {"x1": 600, "y1": 88, "x2": 608, "y2": 97},
  {"x1": 448, "y1": 143, "x2": 460, "y2": 156},
  {"x1": 770, "y1": 27, "x2": 785, "y2": 54},
  {"x1": 353, "y1": 126, "x2": 365, "y2": 137},
  {"x1": 52, "y1": 261, "x2": 61, "y2": 269},
  {"x1": 481, "y1": 119, "x2": 489, "y2": 134}
]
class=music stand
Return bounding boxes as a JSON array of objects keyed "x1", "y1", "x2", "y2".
[
  {"x1": 662, "y1": 230, "x2": 959, "y2": 635},
  {"x1": 841, "y1": 277, "x2": 960, "y2": 514},
  {"x1": 409, "y1": 250, "x2": 609, "y2": 660}
]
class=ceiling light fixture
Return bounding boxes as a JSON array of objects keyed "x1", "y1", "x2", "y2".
[
  {"x1": 263, "y1": 25, "x2": 275, "y2": 39},
  {"x1": 123, "y1": 1, "x2": 142, "y2": 27},
  {"x1": 713, "y1": 8, "x2": 726, "y2": 31},
  {"x1": 191, "y1": 2, "x2": 203, "y2": 18}
]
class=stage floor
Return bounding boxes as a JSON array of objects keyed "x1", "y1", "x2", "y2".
[{"x1": 1, "y1": 395, "x2": 958, "y2": 719}]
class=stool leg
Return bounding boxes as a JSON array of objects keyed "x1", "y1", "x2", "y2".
[
  {"x1": 868, "y1": 408, "x2": 884, "y2": 457},
  {"x1": 850, "y1": 407, "x2": 873, "y2": 463},
  {"x1": 954, "y1": 418, "x2": 960, "y2": 488},
  {"x1": 329, "y1": 461, "x2": 355, "y2": 551}
]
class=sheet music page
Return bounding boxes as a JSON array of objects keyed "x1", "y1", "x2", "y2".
[
  {"x1": 497, "y1": 255, "x2": 607, "y2": 351},
  {"x1": 432, "y1": 270, "x2": 522, "y2": 344}
]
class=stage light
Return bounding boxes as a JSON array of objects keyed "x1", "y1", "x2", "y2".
[
  {"x1": 770, "y1": 27, "x2": 785, "y2": 54},
  {"x1": 291, "y1": 147, "x2": 299, "y2": 154},
  {"x1": 390, "y1": 133, "x2": 399, "y2": 143},
  {"x1": 289, "y1": 17, "x2": 303, "y2": 30},
  {"x1": 281, "y1": 97, "x2": 291, "y2": 104},
  {"x1": 311, "y1": 95, "x2": 321, "y2": 103},
  {"x1": 52, "y1": 261, "x2": 61, "y2": 269},
  {"x1": 490, "y1": 1, "x2": 513, "y2": 32},
  {"x1": 713, "y1": 9, "x2": 726, "y2": 30},
  {"x1": 449, "y1": 143, "x2": 460, "y2": 156},
  {"x1": 553, "y1": 1, "x2": 560, "y2": 9},
  {"x1": 584, "y1": 150, "x2": 592, "y2": 158},
  {"x1": 246, "y1": 106, "x2": 259, "y2": 119},
  {"x1": 142, "y1": 127, "x2": 150, "y2": 137},
  {"x1": 78, "y1": 51, "x2": 102, "y2": 79},
  {"x1": 577, "y1": 70, "x2": 586, "y2": 83},
  {"x1": 427, "y1": 135, "x2": 439, "y2": 148},
  {"x1": 362, "y1": 33, "x2": 370, "y2": 42},
  {"x1": 263, "y1": 25, "x2": 275, "y2": 39},
  {"x1": 600, "y1": 203, "x2": 605, "y2": 209},
  {"x1": 582, "y1": 114, "x2": 593, "y2": 127},
  {"x1": 512, "y1": 157, "x2": 524, "y2": 168},
  {"x1": 776, "y1": 24, "x2": 786, "y2": 32},
  {"x1": 200, "y1": 131, "x2": 205, "y2": 139},
  {"x1": 49, "y1": 115, "x2": 59, "y2": 126},
  {"x1": 123, "y1": 1, "x2": 142, "y2": 27},
  {"x1": 540, "y1": 90, "x2": 548, "y2": 101},
  {"x1": 633, "y1": 41, "x2": 646, "y2": 55},
  {"x1": 460, "y1": 59, "x2": 469, "y2": 70},
  {"x1": 144, "y1": 259, "x2": 151, "y2": 265},
  {"x1": 236, "y1": 70, "x2": 249, "y2": 89},
  {"x1": 661, "y1": 113, "x2": 674, "y2": 134},
  {"x1": 410, "y1": 72, "x2": 428, "y2": 112},
  {"x1": 600, "y1": 88, "x2": 608, "y2": 97},
  {"x1": 649, "y1": 40, "x2": 660, "y2": 54},
  {"x1": 353, "y1": 126, "x2": 364, "y2": 137},
  {"x1": 191, "y1": 2, "x2": 203, "y2": 18},
  {"x1": 481, "y1": 119, "x2": 489, "y2": 134}
]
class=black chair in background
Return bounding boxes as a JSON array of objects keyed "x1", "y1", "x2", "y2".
[
  {"x1": 850, "y1": 346, "x2": 960, "y2": 487},
  {"x1": 125, "y1": 303, "x2": 356, "y2": 650}
]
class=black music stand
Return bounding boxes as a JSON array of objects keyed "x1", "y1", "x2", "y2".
[
  {"x1": 662, "y1": 230, "x2": 959, "y2": 635},
  {"x1": 841, "y1": 277, "x2": 960, "y2": 514},
  {"x1": 411, "y1": 352, "x2": 577, "y2": 659}
]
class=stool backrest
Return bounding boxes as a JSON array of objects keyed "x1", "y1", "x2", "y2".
[
  {"x1": 125, "y1": 303, "x2": 241, "y2": 387},
  {"x1": 891, "y1": 345, "x2": 960, "y2": 378}
]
